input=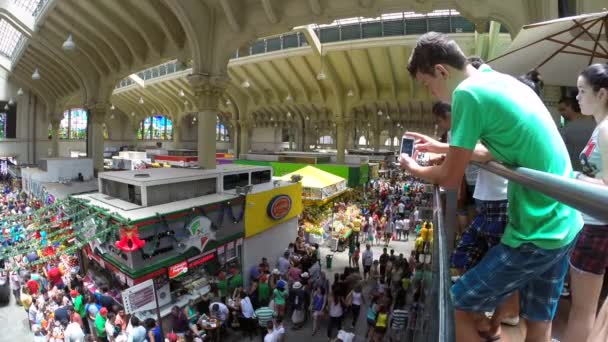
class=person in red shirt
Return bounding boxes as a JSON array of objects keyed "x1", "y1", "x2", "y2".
[
  {"x1": 46, "y1": 265, "x2": 64, "y2": 289},
  {"x1": 67, "y1": 305, "x2": 84, "y2": 328},
  {"x1": 26, "y1": 275, "x2": 39, "y2": 295}
]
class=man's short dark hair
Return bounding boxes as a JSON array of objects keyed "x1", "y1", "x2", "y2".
[
  {"x1": 407, "y1": 32, "x2": 467, "y2": 77},
  {"x1": 432, "y1": 101, "x2": 451, "y2": 120},
  {"x1": 559, "y1": 96, "x2": 581, "y2": 113},
  {"x1": 467, "y1": 56, "x2": 484, "y2": 69}
]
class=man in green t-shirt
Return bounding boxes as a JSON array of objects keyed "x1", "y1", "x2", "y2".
[{"x1": 402, "y1": 32, "x2": 582, "y2": 342}]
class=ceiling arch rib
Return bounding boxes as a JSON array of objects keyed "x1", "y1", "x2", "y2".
[
  {"x1": 141, "y1": 0, "x2": 186, "y2": 50},
  {"x1": 18, "y1": 56, "x2": 71, "y2": 96},
  {"x1": 151, "y1": 82, "x2": 185, "y2": 113},
  {"x1": 91, "y1": 0, "x2": 157, "y2": 61},
  {"x1": 282, "y1": 57, "x2": 310, "y2": 102},
  {"x1": 265, "y1": 59, "x2": 298, "y2": 102},
  {"x1": 247, "y1": 63, "x2": 280, "y2": 103},
  {"x1": 162, "y1": 79, "x2": 193, "y2": 111},
  {"x1": 341, "y1": 50, "x2": 361, "y2": 101},
  {"x1": 10, "y1": 70, "x2": 56, "y2": 106},
  {"x1": 70, "y1": 0, "x2": 141, "y2": 67},
  {"x1": 47, "y1": 12, "x2": 120, "y2": 73},
  {"x1": 43, "y1": 18, "x2": 110, "y2": 75},
  {"x1": 55, "y1": 1, "x2": 131, "y2": 71},
  {"x1": 26, "y1": 44, "x2": 80, "y2": 91},
  {"x1": 235, "y1": 65, "x2": 271, "y2": 103},
  {"x1": 127, "y1": 89, "x2": 171, "y2": 116},
  {"x1": 297, "y1": 55, "x2": 325, "y2": 102},
  {"x1": 227, "y1": 69, "x2": 260, "y2": 106}
]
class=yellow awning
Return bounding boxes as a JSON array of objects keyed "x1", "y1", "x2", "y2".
[{"x1": 279, "y1": 165, "x2": 345, "y2": 189}]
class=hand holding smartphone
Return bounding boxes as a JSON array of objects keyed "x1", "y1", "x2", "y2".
[{"x1": 400, "y1": 136, "x2": 415, "y2": 157}]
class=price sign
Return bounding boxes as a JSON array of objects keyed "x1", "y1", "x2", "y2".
[{"x1": 121, "y1": 279, "x2": 157, "y2": 314}]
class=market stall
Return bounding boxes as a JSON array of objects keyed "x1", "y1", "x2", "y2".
[{"x1": 279, "y1": 166, "x2": 347, "y2": 205}]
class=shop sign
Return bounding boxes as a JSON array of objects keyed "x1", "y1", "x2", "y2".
[
  {"x1": 121, "y1": 279, "x2": 156, "y2": 314},
  {"x1": 188, "y1": 252, "x2": 215, "y2": 268},
  {"x1": 186, "y1": 216, "x2": 216, "y2": 253},
  {"x1": 168, "y1": 261, "x2": 188, "y2": 279},
  {"x1": 267, "y1": 195, "x2": 292, "y2": 220}
]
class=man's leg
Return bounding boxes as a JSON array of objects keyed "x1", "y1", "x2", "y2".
[{"x1": 455, "y1": 309, "x2": 486, "y2": 342}]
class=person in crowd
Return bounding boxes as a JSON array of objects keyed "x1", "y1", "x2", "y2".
[
  {"x1": 127, "y1": 316, "x2": 147, "y2": 342},
  {"x1": 390, "y1": 295, "x2": 409, "y2": 342},
  {"x1": 209, "y1": 302, "x2": 230, "y2": 328},
  {"x1": 310, "y1": 286, "x2": 326, "y2": 336},
  {"x1": 64, "y1": 317, "x2": 85, "y2": 342},
  {"x1": 255, "y1": 305, "x2": 274, "y2": 341},
  {"x1": 290, "y1": 281, "x2": 305, "y2": 329},
  {"x1": 85, "y1": 293, "x2": 100, "y2": 340},
  {"x1": 276, "y1": 251, "x2": 291, "y2": 279},
  {"x1": 402, "y1": 31, "x2": 582, "y2": 342},
  {"x1": 562, "y1": 64, "x2": 608, "y2": 342},
  {"x1": 379, "y1": 248, "x2": 389, "y2": 283},
  {"x1": 272, "y1": 280, "x2": 288, "y2": 318},
  {"x1": 362, "y1": 244, "x2": 374, "y2": 281},
  {"x1": 257, "y1": 273, "x2": 272, "y2": 308},
  {"x1": 95, "y1": 307, "x2": 109, "y2": 342},
  {"x1": 348, "y1": 284, "x2": 364, "y2": 328},
  {"x1": 273, "y1": 318, "x2": 285, "y2": 342},
  {"x1": 67, "y1": 305, "x2": 83, "y2": 329},
  {"x1": 559, "y1": 95, "x2": 596, "y2": 171},
  {"x1": 105, "y1": 311, "x2": 118, "y2": 342},
  {"x1": 10, "y1": 269, "x2": 21, "y2": 305},
  {"x1": 239, "y1": 289, "x2": 256, "y2": 340},
  {"x1": 263, "y1": 320, "x2": 277, "y2": 342},
  {"x1": 374, "y1": 304, "x2": 389, "y2": 342},
  {"x1": 170, "y1": 305, "x2": 189, "y2": 337},
  {"x1": 326, "y1": 292, "x2": 344, "y2": 340},
  {"x1": 144, "y1": 318, "x2": 163, "y2": 342},
  {"x1": 21, "y1": 285, "x2": 33, "y2": 313}
]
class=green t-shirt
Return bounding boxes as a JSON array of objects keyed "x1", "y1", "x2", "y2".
[
  {"x1": 228, "y1": 273, "x2": 243, "y2": 291},
  {"x1": 450, "y1": 67, "x2": 582, "y2": 249},
  {"x1": 217, "y1": 279, "x2": 228, "y2": 297},
  {"x1": 95, "y1": 313, "x2": 107, "y2": 337}
]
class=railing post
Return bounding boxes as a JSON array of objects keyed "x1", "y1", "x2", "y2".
[{"x1": 444, "y1": 189, "x2": 457, "y2": 256}]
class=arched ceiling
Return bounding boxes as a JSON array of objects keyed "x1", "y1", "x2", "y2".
[
  {"x1": 109, "y1": 30, "x2": 511, "y2": 133},
  {"x1": 0, "y1": 0, "x2": 548, "y2": 117}
]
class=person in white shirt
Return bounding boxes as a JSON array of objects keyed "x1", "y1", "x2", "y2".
[
  {"x1": 273, "y1": 318, "x2": 285, "y2": 342},
  {"x1": 361, "y1": 244, "x2": 374, "y2": 280},
  {"x1": 238, "y1": 290, "x2": 255, "y2": 339},
  {"x1": 64, "y1": 321, "x2": 85, "y2": 342},
  {"x1": 209, "y1": 302, "x2": 230, "y2": 325},
  {"x1": 264, "y1": 321, "x2": 278, "y2": 342}
]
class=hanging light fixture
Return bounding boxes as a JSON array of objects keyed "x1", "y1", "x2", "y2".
[
  {"x1": 110, "y1": 104, "x2": 115, "y2": 110},
  {"x1": 386, "y1": 115, "x2": 391, "y2": 120},
  {"x1": 184, "y1": 100, "x2": 188, "y2": 106},
  {"x1": 241, "y1": 80, "x2": 251, "y2": 88},
  {"x1": 225, "y1": 99, "x2": 231, "y2": 105},
  {"x1": 377, "y1": 110, "x2": 383, "y2": 116},
  {"x1": 347, "y1": 90, "x2": 354, "y2": 97},
  {"x1": 274, "y1": 123, "x2": 278, "y2": 127},
  {"x1": 316, "y1": 72, "x2": 326, "y2": 80},
  {"x1": 179, "y1": 89, "x2": 185, "y2": 97},
  {"x1": 62, "y1": 34, "x2": 76, "y2": 51},
  {"x1": 8, "y1": 98, "x2": 14, "y2": 106},
  {"x1": 193, "y1": 116, "x2": 197, "y2": 122},
  {"x1": 286, "y1": 111, "x2": 291, "y2": 117},
  {"x1": 17, "y1": 88, "x2": 23, "y2": 96},
  {"x1": 286, "y1": 94, "x2": 293, "y2": 101},
  {"x1": 3, "y1": 104, "x2": 8, "y2": 111},
  {"x1": 110, "y1": 114, "x2": 115, "y2": 119},
  {"x1": 32, "y1": 68, "x2": 41, "y2": 80},
  {"x1": 139, "y1": 97, "x2": 144, "y2": 104},
  {"x1": 131, "y1": 112, "x2": 135, "y2": 116},
  {"x1": 270, "y1": 117, "x2": 274, "y2": 121}
]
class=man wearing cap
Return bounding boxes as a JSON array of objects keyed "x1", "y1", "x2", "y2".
[
  {"x1": 276, "y1": 251, "x2": 290, "y2": 278},
  {"x1": 95, "y1": 307, "x2": 109, "y2": 342}
]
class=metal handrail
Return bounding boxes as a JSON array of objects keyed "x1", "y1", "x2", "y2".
[
  {"x1": 429, "y1": 185, "x2": 455, "y2": 342},
  {"x1": 473, "y1": 161, "x2": 608, "y2": 222}
]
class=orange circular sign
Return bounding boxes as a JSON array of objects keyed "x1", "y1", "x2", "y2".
[{"x1": 267, "y1": 195, "x2": 292, "y2": 220}]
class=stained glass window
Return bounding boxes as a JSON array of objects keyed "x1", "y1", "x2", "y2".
[
  {"x1": 69, "y1": 108, "x2": 87, "y2": 139},
  {"x1": 216, "y1": 117, "x2": 229, "y2": 142},
  {"x1": 57, "y1": 108, "x2": 87, "y2": 140},
  {"x1": 0, "y1": 113, "x2": 6, "y2": 139},
  {"x1": 138, "y1": 115, "x2": 173, "y2": 140}
]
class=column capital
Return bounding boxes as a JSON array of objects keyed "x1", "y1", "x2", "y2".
[
  {"x1": 187, "y1": 73, "x2": 229, "y2": 112},
  {"x1": 49, "y1": 115, "x2": 62, "y2": 127},
  {"x1": 87, "y1": 102, "x2": 110, "y2": 124}
]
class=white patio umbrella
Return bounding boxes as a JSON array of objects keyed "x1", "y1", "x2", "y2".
[{"x1": 489, "y1": 11, "x2": 608, "y2": 86}]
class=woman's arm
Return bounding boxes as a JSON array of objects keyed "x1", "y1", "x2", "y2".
[
  {"x1": 148, "y1": 330, "x2": 155, "y2": 342},
  {"x1": 579, "y1": 124, "x2": 608, "y2": 185}
]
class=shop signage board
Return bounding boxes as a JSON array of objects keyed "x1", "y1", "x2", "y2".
[
  {"x1": 168, "y1": 261, "x2": 188, "y2": 279},
  {"x1": 267, "y1": 195, "x2": 292, "y2": 220},
  {"x1": 186, "y1": 215, "x2": 216, "y2": 253},
  {"x1": 188, "y1": 252, "x2": 216, "y2": 268},
  {"x1": 121, "y1": 279, "x2": 157, "y2": 314}
]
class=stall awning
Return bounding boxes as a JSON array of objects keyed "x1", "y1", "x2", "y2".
[{"x1": 278, "y1": 166, "x2": 345, "y2": 189}]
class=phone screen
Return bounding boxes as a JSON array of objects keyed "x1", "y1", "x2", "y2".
[{"x1": 401, "y1": 137, "x2": 415, "y2": 157}]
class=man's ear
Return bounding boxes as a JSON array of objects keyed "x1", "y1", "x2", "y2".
[{"x1": 435, "y1": 64, "x2": 449, "y2": 80}]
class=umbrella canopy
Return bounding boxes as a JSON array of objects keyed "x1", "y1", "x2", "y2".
[{"x1": 489, "y1": 11, "x2": 608, "y2": 86}]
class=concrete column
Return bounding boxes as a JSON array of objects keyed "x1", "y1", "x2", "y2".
[
  {"x1": 130, "y1": 121, "x2": 140, "y2": 147},
  {"x1": 88, "y1": 103, "x2": 107, "y2": 175},
  {"x1": 50, "y1": 117, "x2": 61, "y2": 157},
  {"x1": 230, "y1": 120, "x2": 239, "y2": 156},
  {"x1": 188, "y1": 74, "x2": 228, "y2": 169},
  {"x1": 239, "y1": 121, "x2": 251, "y2": 157},
  {"x1": 288, "y1": 127, "x2": 295, "y2": 151},
  {"x1": 373, "y1": 129, "x2": 381, "y2": 152},
  {"x1": 173, "y1": 122, "x2": 181, "y2": 149},
  {"x1": 336, "y1": 121, "x2": 346, "y2": 164}
]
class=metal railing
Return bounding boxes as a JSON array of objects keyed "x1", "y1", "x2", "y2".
[{"x1": 425, "y1": 160, "x2": 608, "y2": 342}]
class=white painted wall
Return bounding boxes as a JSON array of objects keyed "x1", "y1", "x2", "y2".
[{"x1": 242, "y1": 217, "x2": 297, "y2": 288}]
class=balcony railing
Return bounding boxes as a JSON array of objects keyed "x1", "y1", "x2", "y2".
[
  {"x1": 115, "y1": 12, "x2": 502, "y2": 89},
  {"x1": 425, "y1": 160, "x2": 608, "y2": 342}
]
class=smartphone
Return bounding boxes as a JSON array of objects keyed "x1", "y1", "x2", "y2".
[{"x1": 400, "y1": 137, "x2": 415, "y2": 157}]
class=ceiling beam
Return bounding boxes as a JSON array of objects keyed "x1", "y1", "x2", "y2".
[
  {"x1": 220, "y1": 0, "x2": 241, "y2": 32},
  {"x1": 363, "y1": 49, "x2": 379, "y2": 99},
  {"x1": 342, "y1": 50, "x2": 361, "y2": 100},
  {"x1": 308, "y1": 0, "x2": 322, "y2": 15},
  {"x1": 298, "y1": 55, "x2": 325, "y2": 103},
  {"x1": 283, "y1": 57, "x2": 310, "y2": 102},
  {"x1": 261, "y1": 0, "x2": 279, "y2": 24},
  {"x1": 382, "y1": 48, "x2": 397, "y2": 99}
]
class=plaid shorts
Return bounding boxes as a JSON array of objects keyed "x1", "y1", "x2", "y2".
[
  {"x1": 451, "y1": 200, "x2": 508, "y2": 270},
  {"x1": 570, "y1": 224, "x2": 608, "y2": 275},
  {"x1": 452, "y1": 241, "x2": 575, "y2": 321}
]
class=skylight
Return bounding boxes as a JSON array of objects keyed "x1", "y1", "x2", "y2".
[
  {"x1": 12, "y1": 0, "x2": 47, "y2": 16},
  {"x1": 0, "y1": 19, "x2": 24, "y2": 60},
  {"x1": 317, "y1": 9, "x2": 461, "y2": 27}
]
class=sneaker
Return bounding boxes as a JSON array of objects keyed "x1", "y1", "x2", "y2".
[
  {"x1": 561, "y1": 285, "x2": 571, "y2": 297},
  {"x1": 451, "y1": 275, "x2": 461, "y2": 283}
]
